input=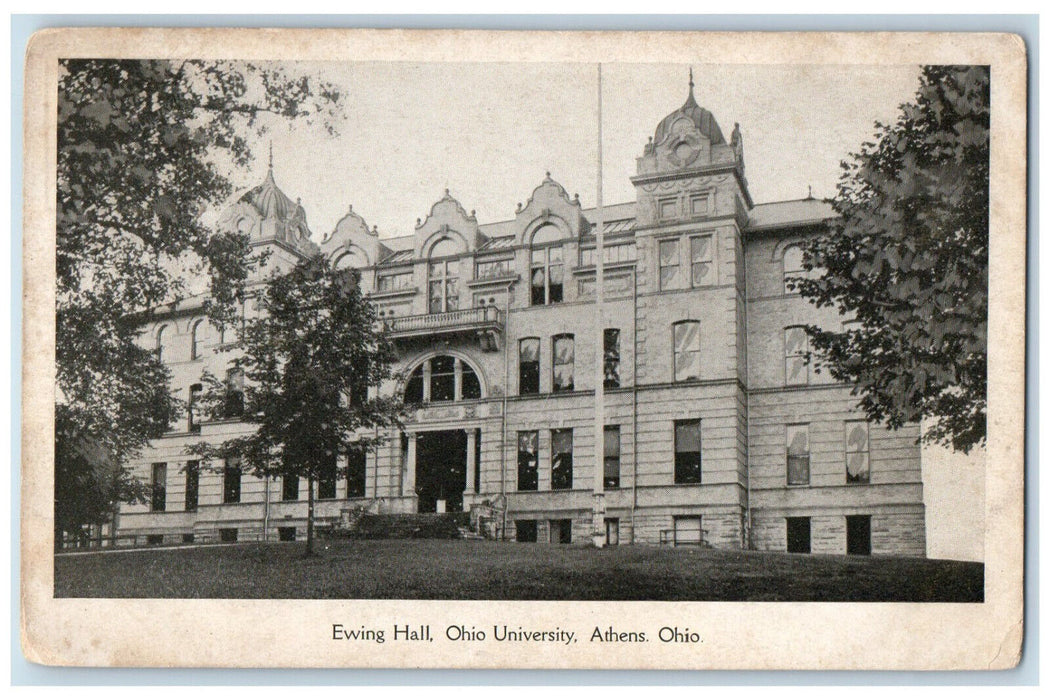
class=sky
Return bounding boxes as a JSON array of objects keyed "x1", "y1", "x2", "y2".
[{"x1": 218, "y1": 61, "x2": 983, "y2": 561}]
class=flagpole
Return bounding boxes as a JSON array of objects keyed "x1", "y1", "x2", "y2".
[{"x1": 592, "y1": 63, "x2": 606, "y2": 548}]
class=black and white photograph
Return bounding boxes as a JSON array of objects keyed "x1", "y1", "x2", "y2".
[{"x1": 20, "y1": 28, "x2": 1026, "y2": 669}]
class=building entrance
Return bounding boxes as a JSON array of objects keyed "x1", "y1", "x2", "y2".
[{"x1": 415, "y1": 430, "x2": 468, "y2": 513}]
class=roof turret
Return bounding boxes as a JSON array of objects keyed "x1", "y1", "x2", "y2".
[{"x1": 652, "y1": 69, "x2": 726, "y2": 147}]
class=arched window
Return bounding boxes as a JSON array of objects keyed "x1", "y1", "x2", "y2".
[
  {"x1": 155, "y1": 325, "x2": 169, "y2": 362},
  {"x1": 531, "y1": 223, "x2": 561, "y2": 247},
  {"x1": 530, "y1": 225, "x2": 564, "y2": 306},
  {"x1": 428, "y1": 238, "x2": 460, "y2": 313},
  {"x1": 190, "y1": 320, "x2": 204, "y2": 360},
  {"x1": 404, "y1": 355, "x2": 482, "y2": 404},
  {"x1": 783, "y1": 245, "x2": 805, "y2": 294},
  {"x1": 334, "y1": 248, "x2": 367, "y2": 270}
]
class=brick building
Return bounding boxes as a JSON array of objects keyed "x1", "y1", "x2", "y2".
[{"x1": 115, "y1": 79, "x2": 926, "y2": 557}]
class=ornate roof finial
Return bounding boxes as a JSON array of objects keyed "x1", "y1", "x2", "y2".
[
  {"x1": 689, "y1": 67, "x2": 695, "y2": 96},
  {"x1": 807, "y1": 185, "x2": 813, "y2": 199},
  {"x1": 268, "y1": 140, "x2": 273, "y2": 170}
]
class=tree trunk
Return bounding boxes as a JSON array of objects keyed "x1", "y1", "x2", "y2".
[{"x1": 306, "y1": 475, "x2": 315, "y2": 557}]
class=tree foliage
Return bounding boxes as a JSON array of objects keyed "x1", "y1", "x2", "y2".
[
  {"x1": 55, "y1": 59, "x2": 343, "y2": 537},
  {"x1": 793, "y1": 65, "x2": 989, "y2": 453},
  {"x1": 190, "y1": 255, "x2": 403, "y2": 554}
]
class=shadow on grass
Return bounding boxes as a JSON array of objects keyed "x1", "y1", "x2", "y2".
[{"x1": 55, "y1": 540, "x2": 984, "y2": 602}]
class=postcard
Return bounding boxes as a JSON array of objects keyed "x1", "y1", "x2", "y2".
[{"x1": 21, "y1": 28, "x2": 1026, "y2": 669}]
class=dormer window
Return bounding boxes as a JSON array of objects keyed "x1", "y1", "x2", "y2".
[
  {"x1": 529, "y1": 224, "x2": 565, "y2": 307},
  {"x1": 428, "y1": 237, "x2": 461, "y2": 314}
]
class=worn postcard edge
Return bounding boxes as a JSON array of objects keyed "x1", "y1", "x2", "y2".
[{"x1": 19, "y1": 28, "x2": 1027, "y2": 670}]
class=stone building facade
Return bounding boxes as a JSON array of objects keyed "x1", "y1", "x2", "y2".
[{"x1": 114, "y1": 81, "x2": 926, "y2": 557}]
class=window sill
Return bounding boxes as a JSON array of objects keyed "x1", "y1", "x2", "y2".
[{"x1": 369, "y1": 287, "x2": 419, "y2": 300}]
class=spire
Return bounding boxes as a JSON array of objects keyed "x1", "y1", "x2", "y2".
[
  {"x1": 683, "y1": 67, "x2": 698, "y2": 108},
  {"x1": 268, "y1": 140, "x2": 274, "y2": 171}
]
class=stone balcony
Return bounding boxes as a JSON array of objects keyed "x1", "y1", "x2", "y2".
[{"x1": 382, "y1": 306, "x2": 504, "y2": 351}]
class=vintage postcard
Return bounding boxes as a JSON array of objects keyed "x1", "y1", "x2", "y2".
[{"x1": 21, "y1": 29, "x2": 1026, "y2": 670}]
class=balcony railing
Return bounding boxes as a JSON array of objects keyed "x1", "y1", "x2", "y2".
[{"x1": 383, "y1": 306, "x2": 503, "y2": 351}]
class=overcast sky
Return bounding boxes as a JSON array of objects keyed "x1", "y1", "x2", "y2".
[
  {"x1": 244, "y1": 62, "x2": 926, "y2": 237},
  {"x1": 219, "y1": 61, "x2": 983, "y2": 561}
]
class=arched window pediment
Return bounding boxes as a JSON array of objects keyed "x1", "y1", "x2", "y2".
[
  {"x1": 429, "y1": 236, "x2": 463, "y2": 260},
  {"x1": 529, "y1": 222, "x2": 563, "y2": 247}
]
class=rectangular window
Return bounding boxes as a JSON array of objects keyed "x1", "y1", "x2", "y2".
[
  {"x1": 659, "y1": 239, "x2": 680, "y2": 290},
  {"x1": 515, "y1": 520, "x2": 537, "y2": 543},
  {"x1": 429, "y1": 355, "x2": 455, "y2": 402},
  {"x1": 846, "y1": 515, "x2": 872, "y2": 555},
  {"x1": 518, "y1": 338, "x2": 540, "y2": 395},
  {"x1": 845, "y1": 421, "x2": 871, "y2": 484},
  {"x1": 147, "y1": 534, "x2": 164, "y2": 546},
  {"x1": 552, "y1": 334, "x2": 574, "y2": 392},
  {"x1": 516, "y1": 431, "x2": 538, "y2": 491},
  {"x1": 673, "y1": 419, "x2": 702, "y2": 484},
  {"x1": 673, "y1": 515, "x2": 703, "y2": 546},
  {"x1": 786, "y1": 517, "x2": 811, "y2": 553},
  {"x1": 150, "y1": 462, "x2": 167, "y2": 512},
  {"x1": 786, "y1": 424, "x2": 810, "y2": 486},
  {"x1": 278, "y1": 527, "x2": 296, "y2": 542},
  {"x1": 690, "y1": 193, "x2": 711, "y2": 216},
  {"x1": 551, "y1": 428, "x2": 573, "y2": 490},
  {"x1": 580, "y1": 242, "x2": 637, "y2": 267},
  {"x1": 530, "y1": 246, "x2": 563, "y2": 305},
  {"x1": 550, "y1": 519, "x2": 572, "y2": 544},
  {"x1": 376, "y1": 270, "x2": 413, "y2": 292},
  {"x1": 282, "y1": 475, "x2": 299, "y2": 501},
  {"x1": 604, "y1": 425, "x2": 621, "y2": 488},
  {"x1": 658, "y1": 198, "x2": 678, "y2": 221},
  {"x1": 475, "y1": 258, "x2": 513, "y2": 279},
  {"x1": 184, "y1": 461, "x2": 199, "y2": 512},
  {"x1": 673, "y1": 321, "x2": 701, "y2": 382},
  {"x1": 222, "y1": 457, "x2": 242, "y2": 504},
  {"x1": 604, "y1": 328, "x2": 620, "y2": 388},
  {"x1": 427, "y1": 259, "x2": 459, "y2": 314},
  {"x1": 689, "y1": 234, "x2": 715, "y2": 286},
  {"x1": 225, "y1": 368, "x2": 245, "y2": 417},
  {"x1": 346, "y1": 449, "x2": 367, "y2": 498},
  {"x1": 784, "y1": 326, "x2": 809, "y2": 385},
  {"x1": 182, "y1": 533, "x2": 195, "y2": 544},
  {"x1": 188, "y1": 384, "x2": 202, "y2": 433},
  {"x1": 219, "y1": 528, "x2": 238, "y2": 543},
  {"x1": 318, "y1": 453, "x2": 337, "y2": 500}
]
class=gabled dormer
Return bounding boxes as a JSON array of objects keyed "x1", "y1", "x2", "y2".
[
  {"x1": 513, "y1": 172, "x2": 589, "y2": 245},
  {"x1": 414, "y1": 189, "x2": 485, "y2": 259}
]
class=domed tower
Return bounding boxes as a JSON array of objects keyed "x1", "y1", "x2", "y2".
[
  {"x1": 216, "y1": 145, "x2": 320, "y2": 277},
  {"x1": 628, "y1": 74, "x2": 752, "y2": 551},
  {"x1": 632, "y1": 70, "x2": 751, "y2": 228}
]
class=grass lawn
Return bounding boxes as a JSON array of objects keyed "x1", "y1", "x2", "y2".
[{"x1": 54, "y1": 539, "x2": 983, "y2": 601}]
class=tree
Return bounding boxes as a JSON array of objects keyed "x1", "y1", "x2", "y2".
[
  {"x1": 190, "y1": 255, "x2": 403, "y2": 556},
  {"x1": 55, "y1": 59, "x2": 343, "y2": 540},
  {"x1": 793, "y1": 65, "x2": 989, "y2": 453}
]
